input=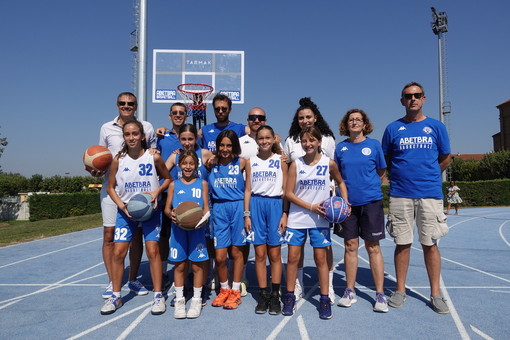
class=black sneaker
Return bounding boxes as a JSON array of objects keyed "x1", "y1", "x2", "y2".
[
  {"x1": 255, "y1": 289, "x2": 270, "y2": 314},
  {"x1": 268, "y1": 291, "x2": 282, "y2": 315}
]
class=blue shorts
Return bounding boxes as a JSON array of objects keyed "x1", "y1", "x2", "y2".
[
  {"x1": 212, "y1": 200, "x2": 246, "y2": 249},
  {"x1": 339, "y1": 200, "x2": 385, "y2": 241},
  {"x1": 247, "y1": 195, "x2": 285, "y2": 246},
  {"x1": 169, "y1": 223, "x2": 209, "y2": 262},
  {"x1": 284, "y1": 227, "x2": 331, "y2": 247},
  {"x1": 114, "y1": 209, "x2": 161, "y2": 243}
]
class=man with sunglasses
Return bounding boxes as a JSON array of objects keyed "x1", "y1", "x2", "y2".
[
  {"x1": 382, "y1": 82, "x2": 451, "y2": 314},
  {"x1": 239, "y1": 107, "x2": 268, "y2": 158},
  {"x1": 92, "y1": 92, "x2": 156, "y2": 299}
]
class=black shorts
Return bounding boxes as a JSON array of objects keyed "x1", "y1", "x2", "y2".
[
  {"x1": 159, "y1": 192, "x2": 171, "y2": 239},
  {"x1": 337, "y1": 200, "x2": 385, "y2": 241}
]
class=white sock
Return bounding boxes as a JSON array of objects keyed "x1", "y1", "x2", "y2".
[
  {"x1": 193, "y1": 286, "x2": 203, "y2": 299},
  {"x1": 154, "y1": 291, "x2": 162, "y2": 297},
  {"x1": 112, "y1": 291, "x2": 121, "y2": 298},
  {"x1": 220, "y1": 281, "x2": 229, "y2": 290},
  {"x1": 175, "y1": 286, "x2": 184, "y2": 299},
  {"x1": 232, "y1": 281, "x2": 241, "y2": 291}
]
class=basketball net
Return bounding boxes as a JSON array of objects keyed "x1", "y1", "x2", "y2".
[{"x1": 176, "y1": 83, "x2": 214, "y2": 130}]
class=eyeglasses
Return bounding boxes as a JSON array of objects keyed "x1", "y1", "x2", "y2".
[
  {"x1": 171, "y1": 110, "x2": 187, "y2": 116},
  {"x1": 214, "y1": 106, "x2": 229, "y2": 113},
  {"x1": 248, "y1": 115, "x2": 266, "y2": 122},
  {"x1": 117, "y1": 101, "x2": 136, "y2": 107},
  {"x1": 402, "y1": 93, "x2": 424, "y2": 100},
  {"x1": 348, "y1": 118, "x2": 363, "y2": 123}
]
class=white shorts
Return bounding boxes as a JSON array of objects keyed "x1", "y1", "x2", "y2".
[
  {"x1": 100, "y1": 187, "x2": 117, "y2": 227},
  {"x1": 386, "y1": 196, "x2": 448, "y2": 246}
]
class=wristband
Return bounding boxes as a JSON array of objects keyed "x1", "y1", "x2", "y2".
[{"x1": 243, "y1": 210, "x2": 251, "y2": 217}]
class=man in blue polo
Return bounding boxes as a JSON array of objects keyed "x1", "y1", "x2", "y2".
[{"x1": 382, "y1": 82, "x2": 451, "y2": 314}]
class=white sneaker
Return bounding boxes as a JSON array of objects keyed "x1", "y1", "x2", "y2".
[
  {"x1": 329, "y1": 286, "x2": 336, "y2": 304},
  {"x1": 100, "y1": 295, "x2": 122, "y2": 315},
  {"x1": 102, "y1": 282, "x2": 113, "y2": 299},
  {"x1": 151, "y1": 293, "x2": 166, "y2": 315},
  {"x1": 174, "y1": 297, "x2": 186, "y2": 319},
  {"x1": 240, "y1": 280, "x2": 248, "y2": 297},
  {"x1": 187, "y1": 297, "x2": 202, "y2": 318},
  {"x1": 338, "y1": 288, "x2": 358, "y2": 307},
  {"x1": 294, "y1": 278, "x2": 303, "y2": 301},
  {"x1": 373, "y1": 293, "x2": 389, "y2": 313}
]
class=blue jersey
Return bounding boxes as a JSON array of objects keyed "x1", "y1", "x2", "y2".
[
  {"x1": 334, "y1": 137, "x2": 386, "y2": 206},
  {"x1": 208, "y1": 157, "x2": 244, "y2": 202},
  {"x1": 200, "y1": 122, "x2": 246, "y2": 152},
  {"x1": 172, "y1": 147, "x2": 209, "y2": 181},
  {"x1": 157, "y1": 130, "x2": 180, "y2": 162},
  {"x1": 382, "y1": 117, "x2": 450, "y2": 199},
  {"x1": 172, "y1": 178, "x2": 204, "y2": 209}
]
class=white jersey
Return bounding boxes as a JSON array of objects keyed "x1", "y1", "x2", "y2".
[
  {"x1": 249, "y1": 154, "x2": 284, "y2": 197},
  {"x1": 283, "y1": 135, "x2": 335, "y2": 162},
  {"x1": 240, "y1": 135, "x2": 259, "y2": 159},
  {"x1": 115, "y1": 150, "x2": 160, "y2": 203},
  {"x1": 288, "y1": 155, "x2": 331, "y2": 229}
]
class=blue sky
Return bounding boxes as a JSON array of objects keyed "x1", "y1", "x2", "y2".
[{"x1": 1, "y1": 0, "x2": 509, "y2": 177}]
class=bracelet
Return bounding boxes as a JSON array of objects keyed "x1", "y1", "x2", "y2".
[{"x1": 243, "y1": 210, "x2": 251, "y2": 217}]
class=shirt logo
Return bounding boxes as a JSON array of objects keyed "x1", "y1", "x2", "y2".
[
  {"x1": 208, "y1": 129, "x2": 215, "y2": 133},
  {"x1": 123, "y1": 167, "x2": 130, "y2": 172},
  {"x1": 243, "y1": 140, "x2": 250, "y2": 144},
  {"x1": 423, "y1": 127, "x2": 432, "y2": 134},
  {"x1": 299, "y1": 170, "x2": 306, "y2": 174},
  {"x1": 252, "y1": 163, "x2": 259, "y2": 167},
  {"x1": 177, "y1": 190, "x2": 185, "y2": 195},
  {"x1": 398, "y1": 126, "x2": 406, "y2": 131},
  {"x1": 361, "y1": 147, "x2": 372, "y2": 156},
  {"x1": 341, "y1": 146, "x2": 348, "y2": 151}
]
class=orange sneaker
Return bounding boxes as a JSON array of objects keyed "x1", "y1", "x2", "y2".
[
  {"x1": 212, "y1": 288, "x2": 231, "y2": 307},
  {"x1": 223, "y1": 289, "x2": 242, "y2": 309}
]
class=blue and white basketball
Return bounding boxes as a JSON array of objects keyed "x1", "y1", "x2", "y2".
[
  {"x1": 127, "y1": 193, "x2": 155, "y2": 222},
  {"x1": 321, "y1": 196, "x2": 350, "y2": 223}
]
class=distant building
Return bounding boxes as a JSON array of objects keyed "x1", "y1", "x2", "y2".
[
  {"x1": 492, "y1": 99, "x2": 510, "y2": 151},
  {"x1": 451, "y1": 153, "x2": 484, "y2": 161}
]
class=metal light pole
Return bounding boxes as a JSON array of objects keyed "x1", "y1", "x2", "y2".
[{"x1": 431, "y1": 7, "x2": 448, "y2": 123}]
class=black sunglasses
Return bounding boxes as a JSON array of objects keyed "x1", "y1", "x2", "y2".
[
  {"x1": 214, "y1": 106, "x2": 229, "y2": 113},
  {"x1": 171, "y1": 110, "x2": 187, "y2": 115},
  {"x1": 248, "y1": 115, "x2": 266, "y2": 122},
  {"x1": 118, "y1": 101, "x2": 136, "y2": 107},
  {"x1": 402, "y1": 93, "x2": 424, "y2": 100}
]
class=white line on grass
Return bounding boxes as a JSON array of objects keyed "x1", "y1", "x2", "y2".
[{"x1": 296, "y1": 315, "x2": 310, "y2": 340}]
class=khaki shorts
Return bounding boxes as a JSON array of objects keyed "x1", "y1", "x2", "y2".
[
  {"x1": 100, "y1": 186, "x2": 117, "y2": 227},
  {"x1": 386, "y1": 196, "x2": 448, "y2": 246}
]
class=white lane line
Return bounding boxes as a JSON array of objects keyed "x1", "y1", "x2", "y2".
[
  {"x1": 0, "y1": 262, "x2": 104, "y2": 305},
  {"x1": 116, "y1": 305, "x2": 152, "y2": 340},
  {"x1": 489, "y1": 289, "x2": 510, "y2": 294},
  {"x1": 440, "y1": 275, "x2": 470, "y2": 340},
  {"x1": 498, "y1": 220, "x2": 510, "y2": 247},
  {"x1": 296, "y1": 315, "x2": 310, "y2": 340},
  {"x1": 66, "y1": 301, "x2": 153, "y2": 340},
  {"x1": 470, "y1": 325, "x2": 495, "y2": 340},
  {"x1": 0, "y1": 238, "x2": 102, "y2": 269},
  {"x1": 0, "y1": 299, "x2": 23, "y2": 310}
]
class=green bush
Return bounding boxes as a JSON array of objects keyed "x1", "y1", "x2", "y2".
[
  {"x1": 28, "y1": 192, "x2": 100, "y2": 221},
  {"x1": 442, "y1": 179, "x2": 510, "y2": 206}
]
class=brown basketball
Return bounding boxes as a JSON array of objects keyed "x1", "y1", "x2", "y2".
[
  {"x1": 174, "y1": 201, "x2": 204, "y2": 230},
  {"x1": 83, "y1": 145, "x2": 112, "y2": 172}
]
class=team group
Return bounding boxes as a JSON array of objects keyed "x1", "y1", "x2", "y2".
[{"x1": 88, "y1": 81, "x2": 452, "y2": 320}]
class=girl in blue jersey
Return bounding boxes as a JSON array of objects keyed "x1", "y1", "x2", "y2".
[
  {"x1": 282, "y1": 126, "x2": 349, "y2": 320},
  {"x1": 102, "y1": 120, "x2": 171, "y2": 316},
  {"x1": 208, "y1": 129, "x2": 247, "y2": 310},
  {"x1": 164, "y1": 150, "x2": 210, "y2": 319},
  {"x1": 334, "y1": 109, "x2": 388, "y2": 313},
  {"x1": 244, "y1": 126, "x2": 288, "y2": 315}
]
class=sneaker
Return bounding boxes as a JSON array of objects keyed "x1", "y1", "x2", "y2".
[
  {"x1": 223, "y1": 289, "x2": 242, "y2": 309},
  {"x1": 281, "y1": 292, "x2": 296, "y2": 316},
  {"x1": 102, "y1": 282, "x2": 113, "y2": 299},
  {"x1": 100, "y1": 295, "x2": 122, "y2": 315},
  {"x1": 373, "y1": 292, "x2": 389, "y2": 313},
  {"x1": 240, "y1": 279, "x2": 248, "y2": 297},
  {"x1": 388, "y1": 291, "x2": 407, "y2": 308},
  {"x1": 174, "y1": 297, "x2": 186, "y2": 319},
  {"x1": 187, "y1": 297, "x2": 202, "y2": 318},
  {"x1": 212, "y1": 288, "x2": 231, "y2": 307},
  {"x1": 294, "y1": 279, "x2": 303, "y2": 301},
  {"x1": 255, "y1": 290, "x2": 270, "y2": 314},
  {"x1": 430, "y1": 295, "x2": 449, "y2": 314},
  {"x1": 337, "y1": 288, "x2": 357, "y2": 307},
  {"x1": 319, "y1": 296, "x2": 332, "y2": 319},
  {"x1": 329, "y1": 286, "x2": 336, "y2": 305},
  {"x1": 201, "y1": 286, "x2": 209, "y2": 306},
  {"x1": 128, "y1": 280, "x2": 149, "y2": 296},
  {"x1": 268, "y1": 291, "x2": 282, "y2": 315},
  {"x1": 151, "y1": 293, "x2": 166, "y2": 315}
]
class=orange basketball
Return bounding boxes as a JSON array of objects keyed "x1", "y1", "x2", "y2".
[
  {"x1": 174, "y1": 201, "x2": 204, "y2": 230},
  {"x1": 83, "y1": 145, "x2": 113, "y2": 172}
]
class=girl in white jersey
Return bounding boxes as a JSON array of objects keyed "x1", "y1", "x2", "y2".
[
  {"x1": 244, "y1": 126, "x2": 288, "y2": 315},
  {"x1": 282, "y1": 126, "x2": 348, "y2": 320},
  {"x1": 101, "y1": 120, "x2": 171, "y2": 316}
]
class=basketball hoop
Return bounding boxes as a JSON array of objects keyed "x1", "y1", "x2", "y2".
[{"x1": 177, "y1": 83, "x2": 214, "y2": 117}]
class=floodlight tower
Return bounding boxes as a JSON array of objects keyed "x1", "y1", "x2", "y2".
[{"x1": 431, "y1": 7, "x2": 451, "y2": 181}]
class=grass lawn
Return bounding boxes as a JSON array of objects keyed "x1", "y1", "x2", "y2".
[{"x1": 0, "y1": 213, "x2": 102, "y2": 247}]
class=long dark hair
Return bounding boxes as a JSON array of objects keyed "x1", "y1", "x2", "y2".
[
  {"x1": 256, "y1": 125, "x2": 282, "y2": 155},
  {"x1": 118, "y1": 120, "x2": 148, "y2": 157},
  {"x1": 178, "y1": 123, "x2": 199, "y2": 150},
  {"x1": 214, "y1": 129, "x2": 241, "y2": 158},
  {"x1": 288, "y1": 97, "x2": 334, "y2": 141}
]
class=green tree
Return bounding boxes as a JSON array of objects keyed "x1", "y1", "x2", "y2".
[{"x1": 0, "y1": 127, "x2": 8, "y2": 174}]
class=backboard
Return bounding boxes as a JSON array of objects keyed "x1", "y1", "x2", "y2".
[{"x1": 152, "y1": 49, "x2": 244, "y2": 104}]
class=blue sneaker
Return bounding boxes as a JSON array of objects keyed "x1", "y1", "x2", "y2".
[
  {"x1": 101, "y1": 295, "x2": 122, "y2": 315},
  {"x1": 319, "y1": 296, "x2": 332, "y2": 319},
  {"x1": 102, "y1": 282, "x2": 113, "y2": 299},
  {"x1": 128, "y1": 280, "x2": 149, "y2": 295},
  {"x1": 281, "y1": 292, "x2": 296, "y2": 316}
]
